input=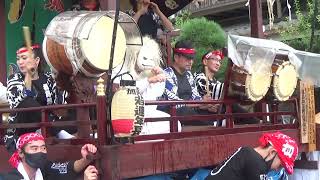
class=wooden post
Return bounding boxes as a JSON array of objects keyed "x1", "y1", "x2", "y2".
[
  {"x1": 300, "y1": 81, "x2": 317, "y2": 151},
  {"x1": 41, "y1": 110, "x2": 49, "y2": 138},
  {"x1": 271, "y1": 102, "x2": 279, "y2": 124},
  {"x1": 170, "y1": 105, "x2": 178, "y2": 132},
  {"x1": 96, "y1": 78, "x2": 107, "y2": 145},
  {"x1": 221, "y1": 58, "x2": 233, "y2": 127},
  {"x1": 226, "y1": 104, "x2": 234, "y2": 128},
  {"x1": 250, "y1": 0, "x2": 264, "y2": 38},
  {"x1": 0, "y1": 2, "x2": 6, "y2": 84},
  {"x1": 307, "y1": 83, "x2": 316, "y2": 151}
]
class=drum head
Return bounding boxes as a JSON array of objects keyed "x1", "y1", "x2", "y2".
[
  {"x1": 273, "y1": 62, "x2": 298, "y2": 101},
  {"x1": 80, "y1": 16, "x2": 126, "y2": 71},
  {"x1": 246, "y1": 71, "x2": 272, "y2": 101}
]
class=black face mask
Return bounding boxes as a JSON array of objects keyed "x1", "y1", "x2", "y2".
[
  {"x1": 264, "y1": 153, "x2": 277, "y2": 172},
  {"x1": 24, "y1": 152, "x2": 48, "y2": 169}
]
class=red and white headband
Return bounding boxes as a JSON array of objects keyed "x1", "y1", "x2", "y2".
[
  {"x1": 16, "y1": 44, "x2": 40, "y2": 54},
  {"x1": 174, "y1": 48, "x2": 196, "y2": 54},
  {"x1": 9, "y1": 132, "x2": 45, "y2": 168},
  {"x1": 203, "y1": 50, "x2": 224, "y2": 60}
]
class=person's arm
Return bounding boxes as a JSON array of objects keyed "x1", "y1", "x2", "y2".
[
  {"x1": 164, "y1": 68, "x2": 182, "y2": 101},
  {"x1": 73, "y1": 144, "x2": 98, "y2": 173},
  {"x1": 84, "y1": 165, "x2": 99, "y2": 180},
  {"x1": 150, "y1": 2, "x2": 174, "y2": 31},
  {"x1": 136, "y1": 74, "x2": 164, "y2": 95},
  {"x1": 6, "y1": 73, "x2": 29, "y2": 109},
  {"x1": 0, "y1": 82, "x2": 7, "y2": 104},
  {"x1": 188, "y1": 72, "x2": 202, "y2": 101},
  {"x1": 24, "y1": 72, "x2": 32, "y2": 90},
  {"x1": 132, "y1": 6, "x2": 148, "y2": 23},
  {"x1": 194, "y1": 74, "x2": 207, "y2": 98}
]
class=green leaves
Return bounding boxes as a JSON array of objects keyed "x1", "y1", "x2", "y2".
[{"x1": 280, "y1": 0, "x2": 320, "y2": 53}]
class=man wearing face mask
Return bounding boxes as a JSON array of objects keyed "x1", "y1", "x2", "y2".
[
  {"x1": 1, "y1": 132, "x2": 97, "y2": 180},
  {"x1": 205, "y1": 132, "x2": 298, "y2": 180}
]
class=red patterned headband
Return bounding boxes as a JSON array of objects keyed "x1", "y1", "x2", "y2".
[
  {"x1": 204, "y1": 50, "x2": 224, "y2": 60},
  {"x1": 16, "y1": 44, "x2": 40, "y2": 54},
  {"x1": 9, "y1": 132, "x2": 45, "y2": 168},
  {"x1": 174, "y1": 48, "x2": 196, "y2": 54}
]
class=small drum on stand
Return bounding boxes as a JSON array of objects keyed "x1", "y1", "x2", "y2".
[
  {"x1": 270, "y1": 54, "x2": 298, "y2": 101},
  {"x1": 230, "y1": 63, "x2": 272, "y2": 102},
  {"x1": 43, "y1": 11, "x2": 142, "y2": 77}
]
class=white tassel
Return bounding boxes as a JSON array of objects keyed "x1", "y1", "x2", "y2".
[
  {"x1": 287, "y1": 0, "x2": 292, "y2": 21},
  {"x1": 245, "y1": 0, "x2": 251, "y2": 21},
  {"x1": 267, "y1": 0, "x2": 276, "y2": 30}
]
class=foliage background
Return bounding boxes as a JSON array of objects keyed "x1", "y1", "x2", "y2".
[{"x1": 279, "y1": 0, "x2": 320, "y2": 53}]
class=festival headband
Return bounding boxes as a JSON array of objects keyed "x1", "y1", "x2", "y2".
[
  {"x1": 203, "y1": 50, "x2": 224, "y2": 60},
  {"x1": 16, "y1": 44, "x2": 40, "y2": 54},
  {"x1": 174, "y1": 48, "x2": 196, "y2": 54},
  {"x1": 259, "y1": 132, "x2": 298, "y2": 174},
  {"x1": 9, "y1": 132, "x2": 45, "y2": 168}
]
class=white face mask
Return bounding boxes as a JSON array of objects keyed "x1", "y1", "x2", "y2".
[{"x1": 136, "y1": 46, "x2": 157, "y2": 71}]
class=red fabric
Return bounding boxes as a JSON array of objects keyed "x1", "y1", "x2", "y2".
[
  {"x1": 83, "y1": 2, "x2": 98, "y2": 10},
  {"x1": 174, "y1": 48, "x2": 196, "y2": 54},
  {"x1": 259, "y1": 132, "x2": 298, "y2": 174},
  {"x1": 9, "y1": 132, "x2": 45, "y2": 168},
  {"x1": 112, "y1": 119, "x2": 134, "y2": 134},
  {"x1": 16, "y1": 44, "x2": 40, "y2": 54},
  {"x1": 204, "y1": 50, "x2": 224, "y2": 60}
]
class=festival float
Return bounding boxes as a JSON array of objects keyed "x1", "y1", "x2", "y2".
[{"x1": 0, "y1": 0, "x2": 320, "y2": 179}]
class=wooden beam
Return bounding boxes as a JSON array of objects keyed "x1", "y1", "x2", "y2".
[
  {"x1": 102, "y1": 129, "x2": 304, "y2": 179},
  {"x1": 0, "y1": 127, "x2": 312, "y2": 176},
  {"x1": 0, "y1": 2, "x2": 7, "y2": 84},
  {"x1": 250, "y1": 0, "x2": 264, "y2": 38}
]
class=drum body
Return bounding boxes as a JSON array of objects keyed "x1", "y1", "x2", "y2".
[
  {"x1": 230, "y1": 65, "x2": 272, "y2": 102},
  {"x1": 271, "y1": 55, "x2": 298, "y2": 101},
  {"x1": 43, "y1": 11, "x2": 137, "y2": 77}
]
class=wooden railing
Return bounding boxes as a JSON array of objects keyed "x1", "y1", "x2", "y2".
[
  {"x1": 0, "y1": 88, "x2": 306, "y2": 178},
  {"x1": 0, "y1": 96, "x2": 299, "y2": 144}
]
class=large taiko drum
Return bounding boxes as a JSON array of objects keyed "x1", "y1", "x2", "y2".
[
  {"x1": 230, "y1": 64, "x2": 272, "y2": 102},
  {"x1": 271, "y1": 54, "x2": 298, "y2": 101},
  {"x1": 43, "y1": 11, "x2": 140, "y2": 77}
]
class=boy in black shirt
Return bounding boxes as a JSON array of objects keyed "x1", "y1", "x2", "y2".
[
  {"x1": 1, "y1": 132, "x2": 97, "y2": 180},
  {"x1": 206, "y1": 132, "x2": 298, "y2": 180}
]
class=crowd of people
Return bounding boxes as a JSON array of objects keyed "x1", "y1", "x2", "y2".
[{"x1": 0, "y1": 0, "x2": 301, "y2": 179}]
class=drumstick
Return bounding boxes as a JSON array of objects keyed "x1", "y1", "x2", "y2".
[
  {"x1": 22, "y1": 26, "x2": 32, "y2": 56},
  {"x1": 22, "y1": 26, "x2": 35, "y2": 73},
  {"x1": 206, "y1": 74, "x2": 210, "y2": 96}
]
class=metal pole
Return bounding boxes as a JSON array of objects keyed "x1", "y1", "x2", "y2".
[{"x1": 105, "y1": 0, "x2": 121, "y2": 144}]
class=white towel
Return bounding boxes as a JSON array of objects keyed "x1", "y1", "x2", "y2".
[{"x1": 17, "y1": 162, "x2": 44, "y2": 180}]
